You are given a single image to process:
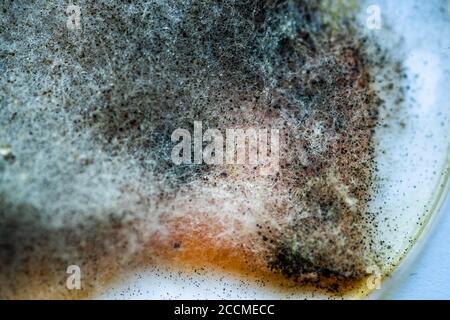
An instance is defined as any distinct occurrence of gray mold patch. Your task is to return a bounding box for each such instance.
[0,0,406,298]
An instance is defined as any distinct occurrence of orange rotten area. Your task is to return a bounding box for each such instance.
[149,212,264,272]
[143,209,373,296]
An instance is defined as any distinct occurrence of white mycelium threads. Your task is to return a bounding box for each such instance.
[0,0,404,298]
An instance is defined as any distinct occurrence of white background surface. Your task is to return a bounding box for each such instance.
[365,0,450,300]
[385,195,450,299]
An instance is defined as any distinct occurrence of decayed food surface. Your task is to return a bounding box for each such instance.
[0,0,403,298]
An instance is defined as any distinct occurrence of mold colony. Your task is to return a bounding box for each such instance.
[0,0,403,298]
